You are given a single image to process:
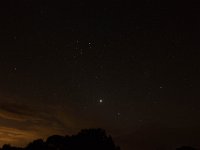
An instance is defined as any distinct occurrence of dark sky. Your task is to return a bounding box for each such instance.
[0,1,200,150]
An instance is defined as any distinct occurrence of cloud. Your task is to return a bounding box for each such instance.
[0,126,39,146]
[0,100,75,147]
[0,101,45,122]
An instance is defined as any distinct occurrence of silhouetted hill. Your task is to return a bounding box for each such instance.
[0,128,120,150]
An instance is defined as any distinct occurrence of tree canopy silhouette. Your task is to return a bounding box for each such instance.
[1,129,198,150]
[0,128,120,150]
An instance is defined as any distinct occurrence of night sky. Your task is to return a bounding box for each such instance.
[0,1,200,150]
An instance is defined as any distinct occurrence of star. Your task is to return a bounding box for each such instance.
[99,99,103,103]
[88,42,92,48]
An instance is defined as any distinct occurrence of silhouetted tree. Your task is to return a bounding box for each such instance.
[46,135,66,150]
[1,128,120,150]
[25,139,46,150]
[68,128,119,150]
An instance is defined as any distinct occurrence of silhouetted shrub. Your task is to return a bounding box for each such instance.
[2,145,23,150]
